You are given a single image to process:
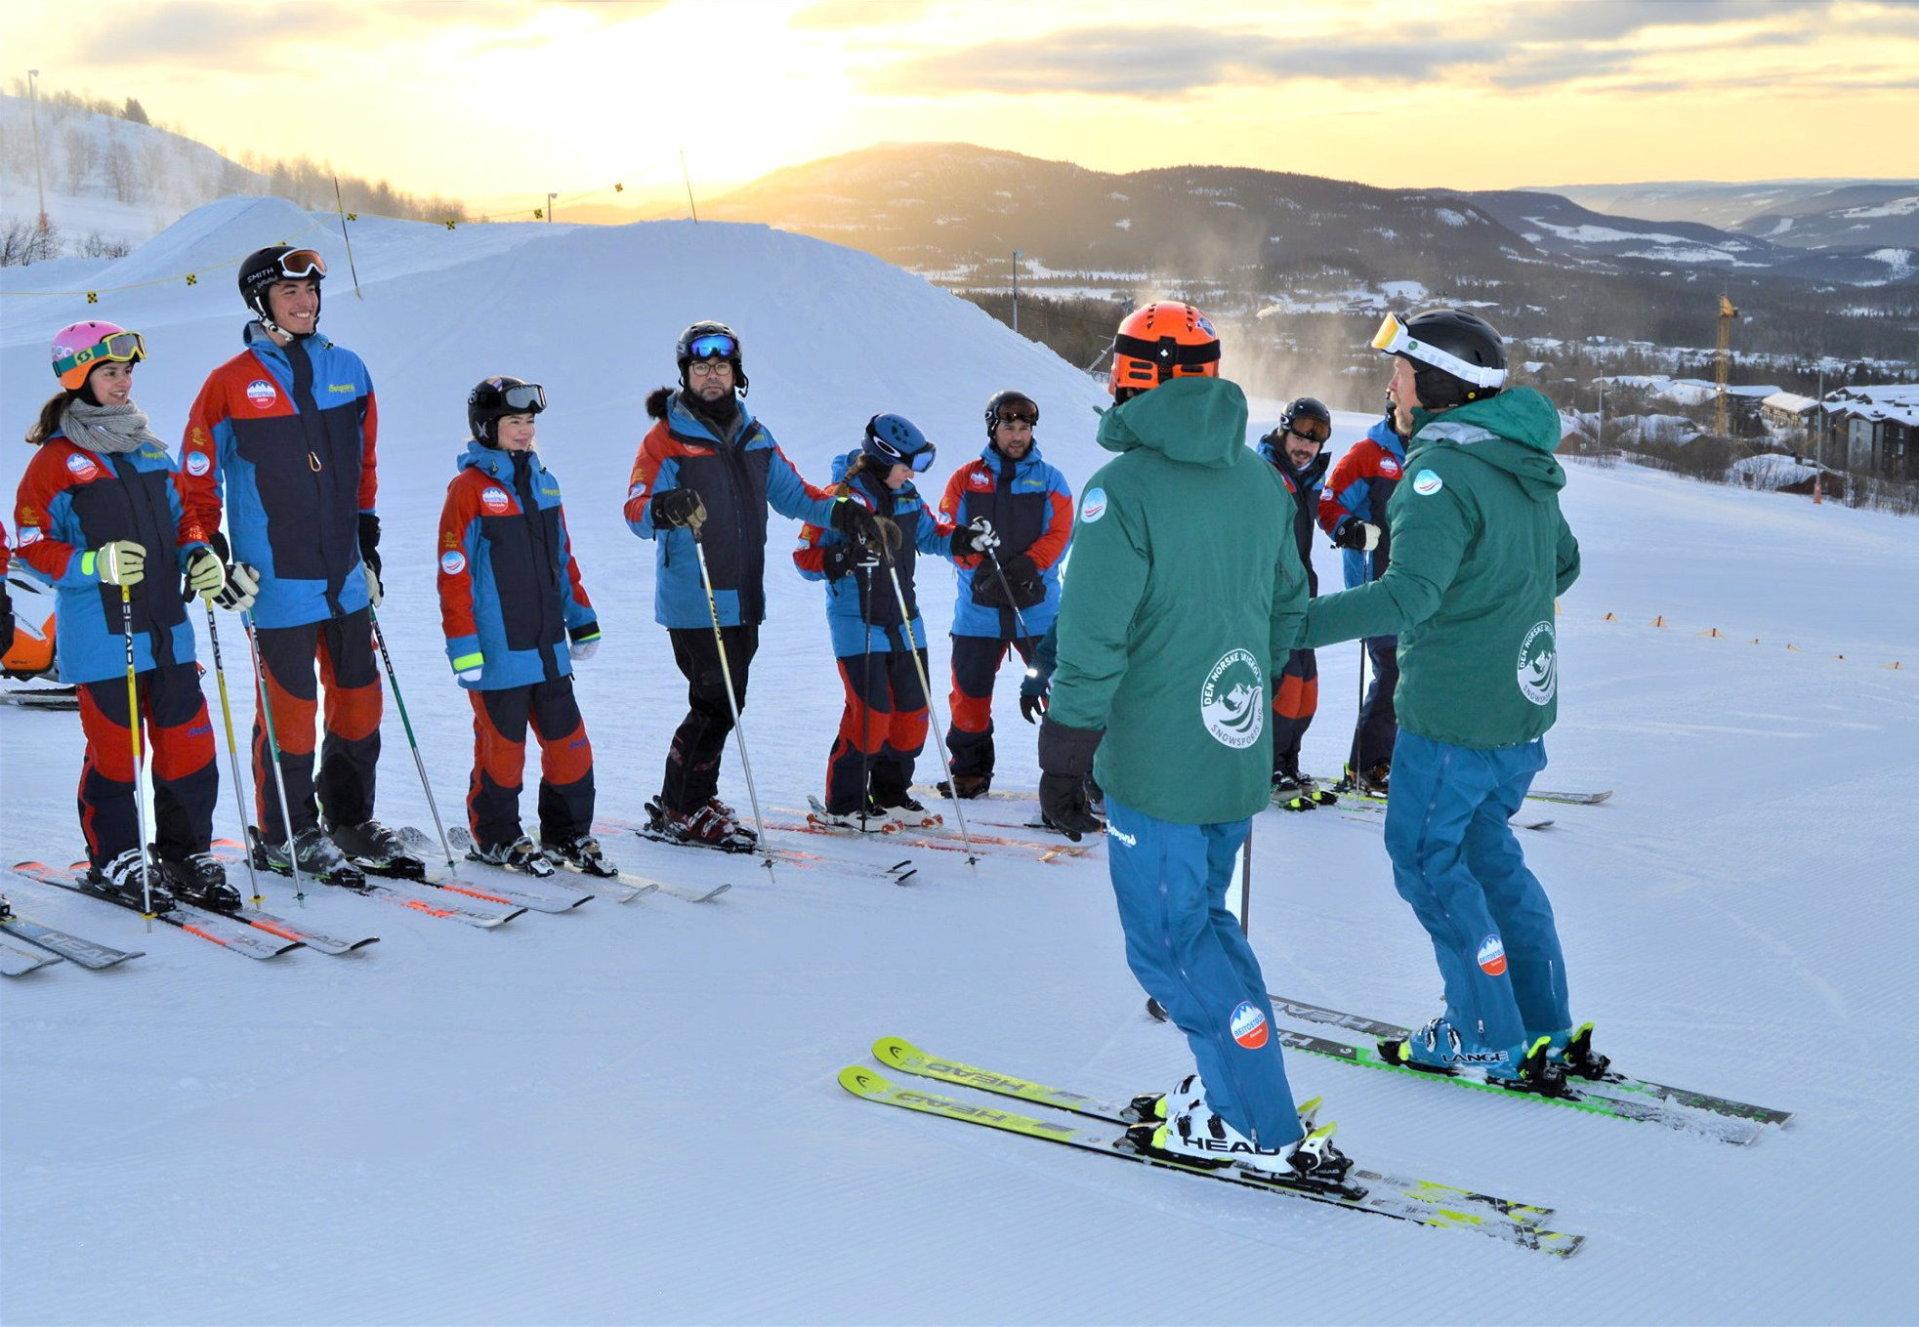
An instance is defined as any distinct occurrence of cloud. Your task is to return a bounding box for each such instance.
[868,28,1493,98]
[792,0,931,29]
[1505,0,1838,43]
[69,0,532,70]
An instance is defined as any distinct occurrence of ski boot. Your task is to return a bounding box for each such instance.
[542,833,617,878]
[1488,1035,1573,1097]
[1330,762,1389,798]
[1125,1075,1355,1190]
[328,819,426,879]
[644,796,758,854]
[160,849,243,912]
[1271,774,1321,813]
[935,773,991,800]
[874,790,942,831]
[85,847,176,912]
[0,895,11,923]
[468,834,557,877]
[251,826,368,889]
[1548,1022,1612,1081]
[807,796,888,833]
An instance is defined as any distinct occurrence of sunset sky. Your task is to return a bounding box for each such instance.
[14,0,1919,211]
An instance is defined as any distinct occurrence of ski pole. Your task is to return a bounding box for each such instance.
[119,585,157,916]
[878,551,977,864]
[241,613,306,898]
[367,606,456,873]
[980,543,1039,656]
[688,518,773,870]
[202,599,263,905]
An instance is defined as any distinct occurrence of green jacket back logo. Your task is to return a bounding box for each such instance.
[1201,648,1264,749]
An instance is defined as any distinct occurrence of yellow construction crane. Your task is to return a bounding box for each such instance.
[1715,294,1740,437]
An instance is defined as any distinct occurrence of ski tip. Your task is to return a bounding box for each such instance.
[839,1064,892,1097]
[871,1036,923,1069]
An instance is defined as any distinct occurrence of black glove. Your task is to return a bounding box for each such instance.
[1332,517,1380,552]
[823,539,881,582]
[997,552,1038,583]
[0,581,14,660]
[652,488,705,529]
[1037,717,1105,841]
[358,512,382,581]
[1018,667,1049,724]
[831,498,900,553]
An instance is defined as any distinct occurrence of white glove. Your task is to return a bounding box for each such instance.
[569,638,599,662]
[1357,522,1380,553]
[363,562,383,609]
[456,663,484,684]
[963,516,1000,556]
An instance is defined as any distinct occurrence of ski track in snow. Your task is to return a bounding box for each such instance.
[2,198,1916,1324]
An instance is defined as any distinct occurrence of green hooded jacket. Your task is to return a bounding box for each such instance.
[1049,377,1309,824]
[1301,387,1580,749]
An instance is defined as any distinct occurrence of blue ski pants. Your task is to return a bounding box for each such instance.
[1105,797,1301,1148]
[1382,730,1572,1055]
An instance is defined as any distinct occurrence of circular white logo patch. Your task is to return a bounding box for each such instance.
[1200,647,1264,749]
[1080,487,1108,524]
[1517,620,1557,706]
[186,451,211,476]
[1413,471,1443,496]
[440,550,467,576]
[246,379,278,409]
[18,526,43,546]
[64,453,98,479]
[481,487,511,513]
[1379,457,1402,478]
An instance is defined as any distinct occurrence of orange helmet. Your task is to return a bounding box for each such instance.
[1108,301,1221,397]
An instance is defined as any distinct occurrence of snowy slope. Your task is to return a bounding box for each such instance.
[3,200,1917,1324]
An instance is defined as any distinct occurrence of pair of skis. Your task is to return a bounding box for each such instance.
[12,862,322,960]
[422,823,722,904]
[842,1038,1585,1256]
[602,815,918,886]
[0,908,144,975]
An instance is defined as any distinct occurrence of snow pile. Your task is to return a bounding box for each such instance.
[1726,452,1820,489]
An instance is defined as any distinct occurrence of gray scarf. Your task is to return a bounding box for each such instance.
[56,400,165,455]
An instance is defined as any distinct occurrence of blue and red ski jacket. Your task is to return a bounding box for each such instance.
[794,450,958,657]
[178,324,377,629]
[1317,416,1405,589]
[622,389,838,629]
[13,434,209,684]
[1256,433,1330,598]
[936,442,1072,640]
[437,442,597,691]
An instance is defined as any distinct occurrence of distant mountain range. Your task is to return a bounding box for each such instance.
[1541,179,1919,249]
[692,143,1915,362]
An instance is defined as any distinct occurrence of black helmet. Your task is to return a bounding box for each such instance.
[984,389,1039,439]
[238,245,326,329]
[1372,308,1506,409]
[1278,396,1332,444]
[675,320,747,394]
[467,375,547,446]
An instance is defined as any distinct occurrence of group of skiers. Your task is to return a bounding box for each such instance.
[6,248,1602,1197]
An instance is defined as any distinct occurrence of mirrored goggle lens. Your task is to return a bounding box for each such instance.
[995,408,1038,426]
[1370,314,1407,354]
[1290,420,1330,443]
[909,445,936,473]
[688,333,737,360]
[278,248,327,279]
[501,383,546,413]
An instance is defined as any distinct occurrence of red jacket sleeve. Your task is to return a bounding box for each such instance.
[13,447,83,583]
[178,371,228,541]
[437,475,481,645]
[1025,486,1074,572]
[357,389,379,513]
[940,464,983,569]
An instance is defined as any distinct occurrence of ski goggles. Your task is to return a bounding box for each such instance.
[1370,313,1506,389]
[994,405,1039,427]
[686,332,738,361]
[495,381,547,414]
[867,429,938,473]
[54,330,145,386]
[272,248,328,281]
[1287,418,1330,444]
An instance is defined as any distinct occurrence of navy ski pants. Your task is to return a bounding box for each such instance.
[1105,796,1302,1148]
[1382,730,1573,1054]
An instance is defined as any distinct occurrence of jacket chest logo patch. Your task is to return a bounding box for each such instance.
[1200,648,1264,750]
[64,453,100,481]
[481,487,512,513]
[1379,457,1402,478]
[246,379,278,409]
[968,472,994,490]
[1517,621,1557,706]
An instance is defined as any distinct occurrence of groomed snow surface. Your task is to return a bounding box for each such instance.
[3,200,1916,1325]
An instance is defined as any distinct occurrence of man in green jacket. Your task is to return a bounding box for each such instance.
[1038,302,1351,1186]
[1303,308,1602,1095]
